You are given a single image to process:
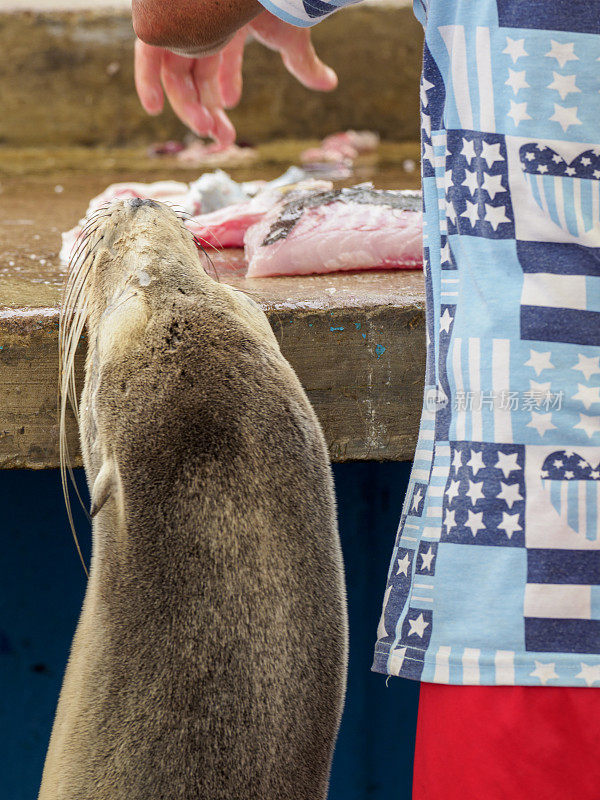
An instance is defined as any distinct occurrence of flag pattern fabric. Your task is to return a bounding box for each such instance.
[371,0,600,687]
[259,0,600,685]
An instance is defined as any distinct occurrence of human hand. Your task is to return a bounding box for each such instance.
[134,11,338,149]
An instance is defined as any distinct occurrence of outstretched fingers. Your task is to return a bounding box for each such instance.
[219,30,248,109]
[280,30,338,92]
[134,39,165,114]
[192,54,236,147]
[160,51,216,137]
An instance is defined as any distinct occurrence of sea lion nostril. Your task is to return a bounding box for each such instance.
[129,198,160,211]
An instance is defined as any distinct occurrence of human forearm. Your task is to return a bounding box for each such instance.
[132,0,261,55]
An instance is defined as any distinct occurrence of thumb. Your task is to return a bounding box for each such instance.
[280,31,338,92]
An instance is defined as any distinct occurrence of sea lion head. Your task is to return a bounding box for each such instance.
[67,197,270,341]
[59,198,276,552]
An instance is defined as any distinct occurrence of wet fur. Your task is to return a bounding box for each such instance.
[40,201,348,800]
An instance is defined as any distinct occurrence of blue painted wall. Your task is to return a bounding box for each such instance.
[0,463,418,799]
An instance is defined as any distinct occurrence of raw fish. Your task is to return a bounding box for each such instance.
[244,184,422,278]
[300,130,380,165]
[186,180,332,249]
[60,170,319,263]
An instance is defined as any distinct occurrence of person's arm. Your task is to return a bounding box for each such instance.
[132,0,261,56]
[133,0,360,147]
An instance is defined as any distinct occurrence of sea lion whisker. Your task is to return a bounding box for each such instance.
[67,230,99,277]
[68,213,111,261]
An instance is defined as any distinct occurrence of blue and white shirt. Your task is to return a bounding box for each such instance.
[258,0,600,687]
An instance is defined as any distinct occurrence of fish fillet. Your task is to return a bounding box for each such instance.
[244,185,423,278]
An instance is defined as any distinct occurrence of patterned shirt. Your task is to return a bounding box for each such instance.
[258,0,600,686]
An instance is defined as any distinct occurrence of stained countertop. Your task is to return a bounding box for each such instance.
[0,144,426,468]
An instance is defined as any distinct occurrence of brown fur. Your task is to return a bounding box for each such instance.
[40,200,348,800]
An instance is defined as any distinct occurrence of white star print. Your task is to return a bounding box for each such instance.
[574,413,600,439]
[527,411,557,436]
[530,660,558,685]
[444,168,454,195]
[484,203,511,231]
[440,308,454,334]
[408,613,429,638]
[480,141,504,168]
[422,141,435,165]
[461,168,480,196]
[396,552,411,576]
[576,663,600,687]
[572,384,600,410]
[505,68,529,94]
[503,37,528,63]
[525,349,554,375]
[467,450,485,475]
[420,77,435,107]
[461,138,477,164]
[465,479,485,504]
[480,171,505,200]
[452,450,463,472]
[446,199,457,224]
[440,240,451,265]
[497,482,523,509]
[446,479,461,503]
[549,103,582,133]
[461,199,481,227]
[495,452,521,479]
[497,511,522,539]
[420,547,435,571]
[547,72,580,101]
[412,488,424,511]
[508,100,531,126]
[573,354,600,381]
[444,507,456,531]
[465,509,485,536]
[545,40,578,69]
[422,112,432,137]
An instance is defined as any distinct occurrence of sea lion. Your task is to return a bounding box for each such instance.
[39,198,348,800]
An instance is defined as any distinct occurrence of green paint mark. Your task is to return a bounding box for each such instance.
[375,344,386,359]
[308,323,313,328]
[330,326,344,332]
[354,322,362,330]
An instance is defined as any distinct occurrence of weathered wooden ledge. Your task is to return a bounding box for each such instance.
[0,149,425,467]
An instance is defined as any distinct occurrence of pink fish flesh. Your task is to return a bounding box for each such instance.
[301,130,380,164]
[244,185,423,278]
[61,177,332,261]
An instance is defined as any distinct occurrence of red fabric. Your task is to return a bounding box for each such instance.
[413,682,600,800]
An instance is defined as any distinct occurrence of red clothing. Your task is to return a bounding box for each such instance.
[413,682,600,800]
